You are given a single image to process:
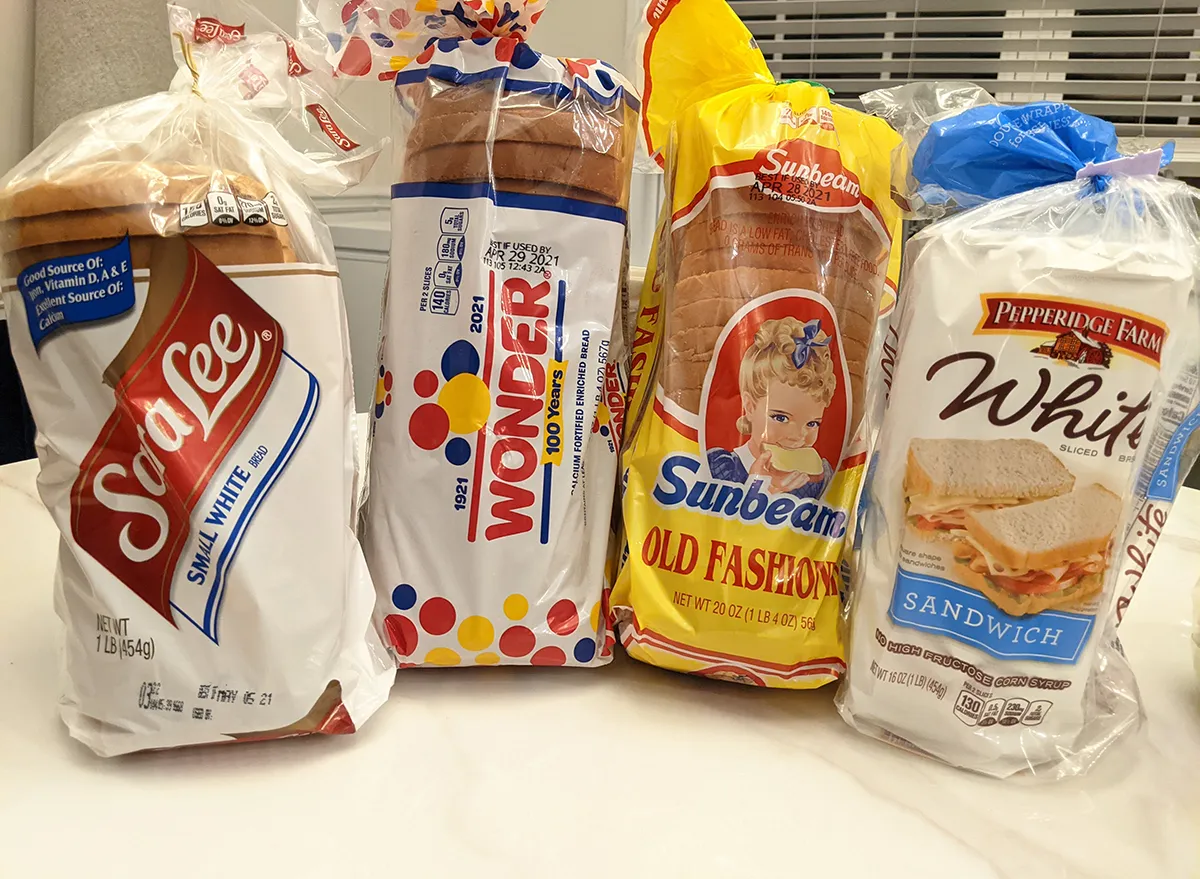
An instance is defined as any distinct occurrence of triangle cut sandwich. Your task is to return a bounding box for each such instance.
[952,484,1122,617]
[905,438,1075,537]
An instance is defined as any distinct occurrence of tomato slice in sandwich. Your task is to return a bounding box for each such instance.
[990,570,1071,595]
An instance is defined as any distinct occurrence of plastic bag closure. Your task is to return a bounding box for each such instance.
[297,0,549,83]
[863,84,1176,214]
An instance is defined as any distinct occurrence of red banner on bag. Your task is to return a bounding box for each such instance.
[70,241,283,623]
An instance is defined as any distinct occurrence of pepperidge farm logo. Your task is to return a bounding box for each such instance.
[975,294,1167,367]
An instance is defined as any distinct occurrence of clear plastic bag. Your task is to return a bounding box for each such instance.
[610,0,903,688]
[0,1,393,755]
[837,86,1200,778]
[338,1,636,668]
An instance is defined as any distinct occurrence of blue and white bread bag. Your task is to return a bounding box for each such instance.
[837,84,1200,778]
[326,1,637,668]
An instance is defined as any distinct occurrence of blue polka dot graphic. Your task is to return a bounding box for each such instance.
[441,339,480,381]
[392,583,417,611]
[573,638,597,663]
[445,437,472,466]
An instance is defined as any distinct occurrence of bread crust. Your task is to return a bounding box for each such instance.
[3,235,292,275]
[0,163,269,220]
[401,141,625,205]
[903,438,1075,500]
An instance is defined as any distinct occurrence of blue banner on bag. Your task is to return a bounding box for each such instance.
[16,237,135,350]
[889,568,1094,664]
[1146,405,1200,502]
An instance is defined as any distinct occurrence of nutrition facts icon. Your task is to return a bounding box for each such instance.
[977,698,1005,727]
[954,689,1051,727]
[440,208,468,234]
[953,690,985,726]
[430,288,459,316]
[437,234,466,261]
[1021,700,1051,726]
[430,208,467,316]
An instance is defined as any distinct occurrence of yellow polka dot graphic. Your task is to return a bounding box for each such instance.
[503,593,528,621]
[457,615,495,651]
[438,374,490,434]
[425,647,461,666]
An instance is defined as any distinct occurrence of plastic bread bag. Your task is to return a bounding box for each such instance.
[303,1,637,669]
[837,88,1200,778]
[0,1,394,756]
[608,0,903,688]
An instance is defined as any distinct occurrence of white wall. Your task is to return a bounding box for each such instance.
[0,0,35,176]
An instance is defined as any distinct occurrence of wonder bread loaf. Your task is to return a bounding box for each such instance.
[610,0,903,691]
[0,2,393,756]
[366,7,637,669]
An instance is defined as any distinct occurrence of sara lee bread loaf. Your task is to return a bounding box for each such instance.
[0,3,392,756]
[361,7,635,669]
[839,88,1200,778]
[611,0,902,689]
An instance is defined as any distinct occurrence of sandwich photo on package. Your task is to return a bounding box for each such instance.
[0,3,393,756]
[838,92,1200,777]
[611,0,903,688]
[360,3,635,669]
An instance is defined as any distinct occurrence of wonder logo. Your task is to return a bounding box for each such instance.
[408,340,490,467]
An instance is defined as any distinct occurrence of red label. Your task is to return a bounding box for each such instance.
[977,294,1166,366]
[70,242,283,622]
[603,362,626,448]
[286,41,312,77]
[647,0,684,25]
[755,139,863,209]
[305,104,360,152]
[193,17,244,44]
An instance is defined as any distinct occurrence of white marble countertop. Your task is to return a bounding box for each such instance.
[1,431,1198,878]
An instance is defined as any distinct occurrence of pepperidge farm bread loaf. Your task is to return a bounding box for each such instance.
[610,0,902,688]
[839,90,1200,777]
[0,3,392,756]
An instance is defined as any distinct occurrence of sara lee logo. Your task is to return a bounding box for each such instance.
[70,242,290,638]
[305,104,360,152]
[976,294,1166,367]
[193,16,244,44]
[756,139,862,204]
[285,40,312,77]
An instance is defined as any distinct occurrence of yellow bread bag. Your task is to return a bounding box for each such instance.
[612,0,902,688]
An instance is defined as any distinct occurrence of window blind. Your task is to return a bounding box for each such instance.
[729,0,1200,177]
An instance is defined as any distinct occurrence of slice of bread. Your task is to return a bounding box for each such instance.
[962,483,1121,573]
[905,438,1075,500]
[401,141,626,205]
[0,163,269,220]
[1,203,287,252]
[956,567,1105,617]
